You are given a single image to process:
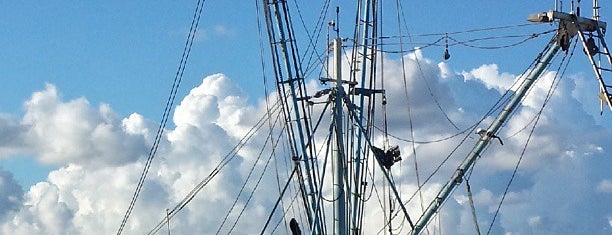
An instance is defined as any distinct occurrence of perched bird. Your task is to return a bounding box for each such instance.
[476,128,504,145]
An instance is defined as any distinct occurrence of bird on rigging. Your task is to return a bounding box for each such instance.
[476,128,504,145]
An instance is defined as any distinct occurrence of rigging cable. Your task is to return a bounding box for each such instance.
[485,37,576,235]
[308,123,333,232]
[396,0,460,131]
[446,30,555,50]
[465,180,481,235]
[292,0,331,77]
[147,101,283,234]
[215,106,284,234]
[368,22,542,39]
[271,189,303,234]
[394,0,427,229]
[419,23,542,37]
[228,127,287,234]
[373,122,477,144]
[116,0,206,234]
[260,165,299,235]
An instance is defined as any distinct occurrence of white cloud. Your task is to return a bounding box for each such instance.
[0,50,610,234]
[597,179,612,193]
[20,84,148,166]
[461,64,516,94]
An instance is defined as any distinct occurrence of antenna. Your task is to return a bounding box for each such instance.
[335,6,340,38]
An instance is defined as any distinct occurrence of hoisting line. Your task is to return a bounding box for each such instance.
[260,165,298,235]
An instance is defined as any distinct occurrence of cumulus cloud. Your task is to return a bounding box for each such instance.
[0,74,286,234]
[19,84,148,166]
[0,50,610,234]
[460,64,517,94]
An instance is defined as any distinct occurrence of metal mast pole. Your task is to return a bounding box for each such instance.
[411,38,561,234]
[352,1,373,233]
[332,37,347,235]
[261,1,322,232]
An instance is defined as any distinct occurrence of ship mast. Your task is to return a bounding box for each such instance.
[331,37,347,235]
[261,1,609,234]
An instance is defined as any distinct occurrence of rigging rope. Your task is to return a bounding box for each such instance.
[227,130,284,234]
[373,123,477,144]
[116,1,206,234]
[396,0,460,132]
[215,108,284,234]
[446,30,555,50]
[414,23,542,37]
[147,102,283,234]
[394,1,427,224]
[465,180,482,235]
[369,29,555,53]
[292,0,331,77]
[260,165,298,235]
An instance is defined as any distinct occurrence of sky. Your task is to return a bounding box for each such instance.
[0,1,611,234]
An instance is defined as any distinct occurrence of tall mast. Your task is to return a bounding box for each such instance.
[332,37,347,235]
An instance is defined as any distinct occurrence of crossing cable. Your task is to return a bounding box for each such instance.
[271,189,302,234]
[364,23,542,40]
[292,0,331,76]
[485,37,575,235]
[367,30,554,54]
[446,30,556,50]
[389,0,428,222]
[373,122,478,144]
[396,0,461,131]
[215,104,285,234]
[260,165,298,235]
[414,23,542,37]
[116,1,206,234]
[147,101,283,235]
[227,127,287,234]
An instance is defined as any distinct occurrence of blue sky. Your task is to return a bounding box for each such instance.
[0,1,611,234]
